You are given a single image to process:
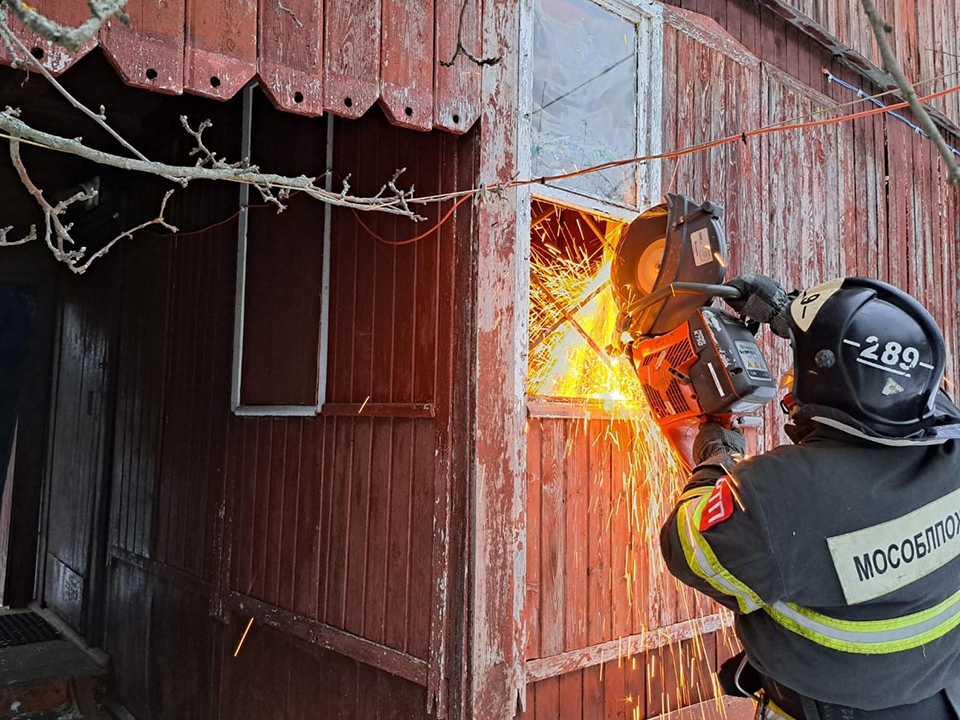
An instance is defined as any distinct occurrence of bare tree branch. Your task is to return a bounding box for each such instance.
[0,109,423,214]
[0,0,430,271]
[73,189,177,273]
[439,0,500,68]
[861,0,960,185]
[0,13,18,60]
[8,137,176,273]
[0,0,130,53]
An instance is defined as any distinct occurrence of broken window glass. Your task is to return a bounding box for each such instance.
[532,0,639,206]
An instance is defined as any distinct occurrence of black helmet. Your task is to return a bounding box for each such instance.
[788,277,950,439]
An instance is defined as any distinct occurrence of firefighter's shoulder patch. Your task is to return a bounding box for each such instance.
[699,477,735,532]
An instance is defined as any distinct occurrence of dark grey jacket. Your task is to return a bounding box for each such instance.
[661,422,960,710]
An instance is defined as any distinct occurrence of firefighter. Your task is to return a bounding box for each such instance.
[660,275,960,720]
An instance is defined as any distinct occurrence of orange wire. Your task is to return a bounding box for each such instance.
[352,193,473,245]
[519,81,960,186]
[352,81,960,245]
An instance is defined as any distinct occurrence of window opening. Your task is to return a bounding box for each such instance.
[527,198,645,406]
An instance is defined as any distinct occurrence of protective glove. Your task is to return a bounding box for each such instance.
[718,651,762,698]
[693,421,746,467]
[725,274,792,338]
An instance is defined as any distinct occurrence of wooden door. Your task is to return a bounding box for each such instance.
[41,274,117,639]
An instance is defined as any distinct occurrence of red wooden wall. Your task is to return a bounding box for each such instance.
[782,0,960,123]
[0,0,482,132]
[663,0,960,140]
[522,415,743,719]
[98,90,477,719]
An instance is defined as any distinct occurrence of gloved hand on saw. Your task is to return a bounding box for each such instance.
[725,274,794,338]
[693,421,746,469]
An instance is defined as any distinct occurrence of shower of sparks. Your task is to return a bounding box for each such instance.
[527,202,741,717]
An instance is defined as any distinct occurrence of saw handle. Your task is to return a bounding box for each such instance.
[628,282,743,315]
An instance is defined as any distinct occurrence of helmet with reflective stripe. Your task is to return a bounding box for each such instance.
[788,277,947,437]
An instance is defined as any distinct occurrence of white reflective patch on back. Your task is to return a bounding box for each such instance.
[827,487,960,604]
[791,277,845,333]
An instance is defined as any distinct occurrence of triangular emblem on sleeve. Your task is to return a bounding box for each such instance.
[700,477,735,531]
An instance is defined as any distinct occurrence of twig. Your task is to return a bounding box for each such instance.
[10,138,96,263]
[439,0,500,68]
[928,48,960,60]
[861,0,960,185]
[0,223,37,246]
[72,189,178,273]
[275,0,303,28]
[0,11,18,60]
[0,0,130,53]
[179,115,288,210]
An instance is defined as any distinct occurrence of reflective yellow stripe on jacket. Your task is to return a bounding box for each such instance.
[675,493,960,654]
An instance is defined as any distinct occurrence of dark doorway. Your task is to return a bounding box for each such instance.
[0,287,40,606]
[38,269,119,642]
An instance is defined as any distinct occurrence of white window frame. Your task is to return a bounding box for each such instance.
[519,0,665,220]
[230,84,334,417]
[519,0,664,399]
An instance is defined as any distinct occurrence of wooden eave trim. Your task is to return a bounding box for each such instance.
[753,0,960,138]
[523,612,733,683]
[662,5,760,68]
[225,592,428,687]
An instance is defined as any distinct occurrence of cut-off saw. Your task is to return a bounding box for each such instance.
[608,194,777,470]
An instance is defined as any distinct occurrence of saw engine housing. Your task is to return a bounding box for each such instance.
[634,306,775,425]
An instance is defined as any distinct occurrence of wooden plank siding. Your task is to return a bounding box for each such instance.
[525,418,670,661]
[99,0,186,94]
[0,0,481,133]
[777,0,960,122]
[660,0,960,141]
[96,96,476,719]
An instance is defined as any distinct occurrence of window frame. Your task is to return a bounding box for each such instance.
[230,85,334,417]
[519,0,664,403]
[520,0,665,217]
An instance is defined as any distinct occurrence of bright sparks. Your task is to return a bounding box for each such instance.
[527,203,740,716]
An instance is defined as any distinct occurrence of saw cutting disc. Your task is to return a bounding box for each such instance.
[635,237,666,295]
[610,203,669,315]
[610,194,728,337]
